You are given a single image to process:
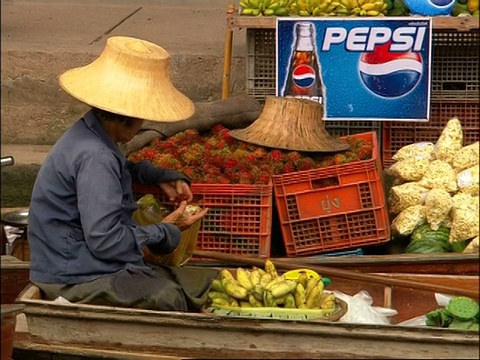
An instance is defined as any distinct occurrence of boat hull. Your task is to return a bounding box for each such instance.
[15,275,480,360]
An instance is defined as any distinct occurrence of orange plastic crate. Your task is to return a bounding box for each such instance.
[382,100,480,167]
[132,182,273,258]
[272,132,390,257]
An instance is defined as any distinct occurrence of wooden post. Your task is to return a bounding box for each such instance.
[222,4,235,100]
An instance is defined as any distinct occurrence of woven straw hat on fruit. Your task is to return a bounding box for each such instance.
[59,36,194,122]
[229,96,349,152]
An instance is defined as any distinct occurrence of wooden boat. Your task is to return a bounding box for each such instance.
[1,251,478,305]
[1,256,30,304]
[13,272,480,359]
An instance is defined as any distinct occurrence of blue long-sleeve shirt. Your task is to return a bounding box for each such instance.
[28,110,187,285]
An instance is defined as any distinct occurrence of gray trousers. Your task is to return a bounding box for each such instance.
[35,265,219,312]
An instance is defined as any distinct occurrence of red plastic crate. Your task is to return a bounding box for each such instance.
[382,100,480,167]
[132,182,273,258]
[272,132,390,257]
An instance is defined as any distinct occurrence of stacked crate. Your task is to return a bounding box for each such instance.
[382,29,480,167]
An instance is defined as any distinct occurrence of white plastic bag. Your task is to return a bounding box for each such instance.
[332,290,398,325]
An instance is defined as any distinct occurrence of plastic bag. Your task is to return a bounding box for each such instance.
[332,290,397,325]
[453,142,479,172]
[391,205,427,237]
[457,164,479,196]
[392,142,435,162]
[388,182,429,215]
[133,194,203,266]
[424,188,452,231]
[418,160,458,193]
[388,158,430,182]
[434,118,463,165]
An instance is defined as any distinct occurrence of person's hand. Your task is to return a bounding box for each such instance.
[159,180,193,204]
[161,201,209,231]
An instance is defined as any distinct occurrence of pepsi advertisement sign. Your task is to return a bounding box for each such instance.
[276,18,432,122]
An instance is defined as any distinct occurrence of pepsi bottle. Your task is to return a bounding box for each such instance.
[283,22,324,104]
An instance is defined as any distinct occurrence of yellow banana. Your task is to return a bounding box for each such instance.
[263,291,276,307]
[320,293,336,311]
[298,272,309,290]
[270,280,297,298]
[259,273,272,287]
[220,269,234,281]
[241,8,260,16]
[252,266,267,277]
[305,285,321,309]
[317,280,325,294]
[361,2,376,10]
[274,6,289,15]
[211,297,231,307]
[267,0,279,8]
[249,269,261,286]
[366,9,380,15]
[222,279,248,300]
[208,291,231,302]
[236,268,254,292]
[265,276,286,291]
[294,283,307,308]
[248,0,260,8]
[340,0,353,9]
[284,293,296,309]
[249,294,264,307]
[252,284,264,301]
[229,299,240,307]
[264,259,278,278]
[210,279,225,293]
[305,277,319,297]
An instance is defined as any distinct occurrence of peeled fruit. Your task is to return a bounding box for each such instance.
[184,204,202,216]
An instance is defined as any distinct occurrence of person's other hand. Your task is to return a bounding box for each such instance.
[159,180,193,204]
[161,201,209,231]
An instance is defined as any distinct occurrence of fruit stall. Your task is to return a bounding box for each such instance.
[127,1,479,262]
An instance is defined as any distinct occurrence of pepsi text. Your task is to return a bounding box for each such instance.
[322,26,428,52]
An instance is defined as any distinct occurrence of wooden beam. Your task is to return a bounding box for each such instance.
[230,13,480,31]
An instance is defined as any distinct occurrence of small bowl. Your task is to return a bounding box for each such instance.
[1,209,29,227]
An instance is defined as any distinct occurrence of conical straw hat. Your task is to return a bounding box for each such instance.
[59,36,194,122]
[229,97,349,152]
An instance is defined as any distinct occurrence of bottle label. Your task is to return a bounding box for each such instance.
[292,65,316,89]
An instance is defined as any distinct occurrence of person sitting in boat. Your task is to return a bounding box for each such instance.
[27,36,219,311]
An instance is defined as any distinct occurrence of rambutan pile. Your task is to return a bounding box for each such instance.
[127,124,373,185]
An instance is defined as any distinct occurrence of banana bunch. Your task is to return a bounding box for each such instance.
[290,0,338,16]
[349,0,390,16]
[239,0,292,16]
[207,260,336,312]
[289,0,389,16]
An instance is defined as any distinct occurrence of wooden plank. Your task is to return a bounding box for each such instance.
[15,277,480,360]
[229,13,480,31]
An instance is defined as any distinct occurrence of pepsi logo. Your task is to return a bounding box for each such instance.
[430,0,455,6]
[358,41,423,98]
[405,0,456,15]
[292,65,316,88]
